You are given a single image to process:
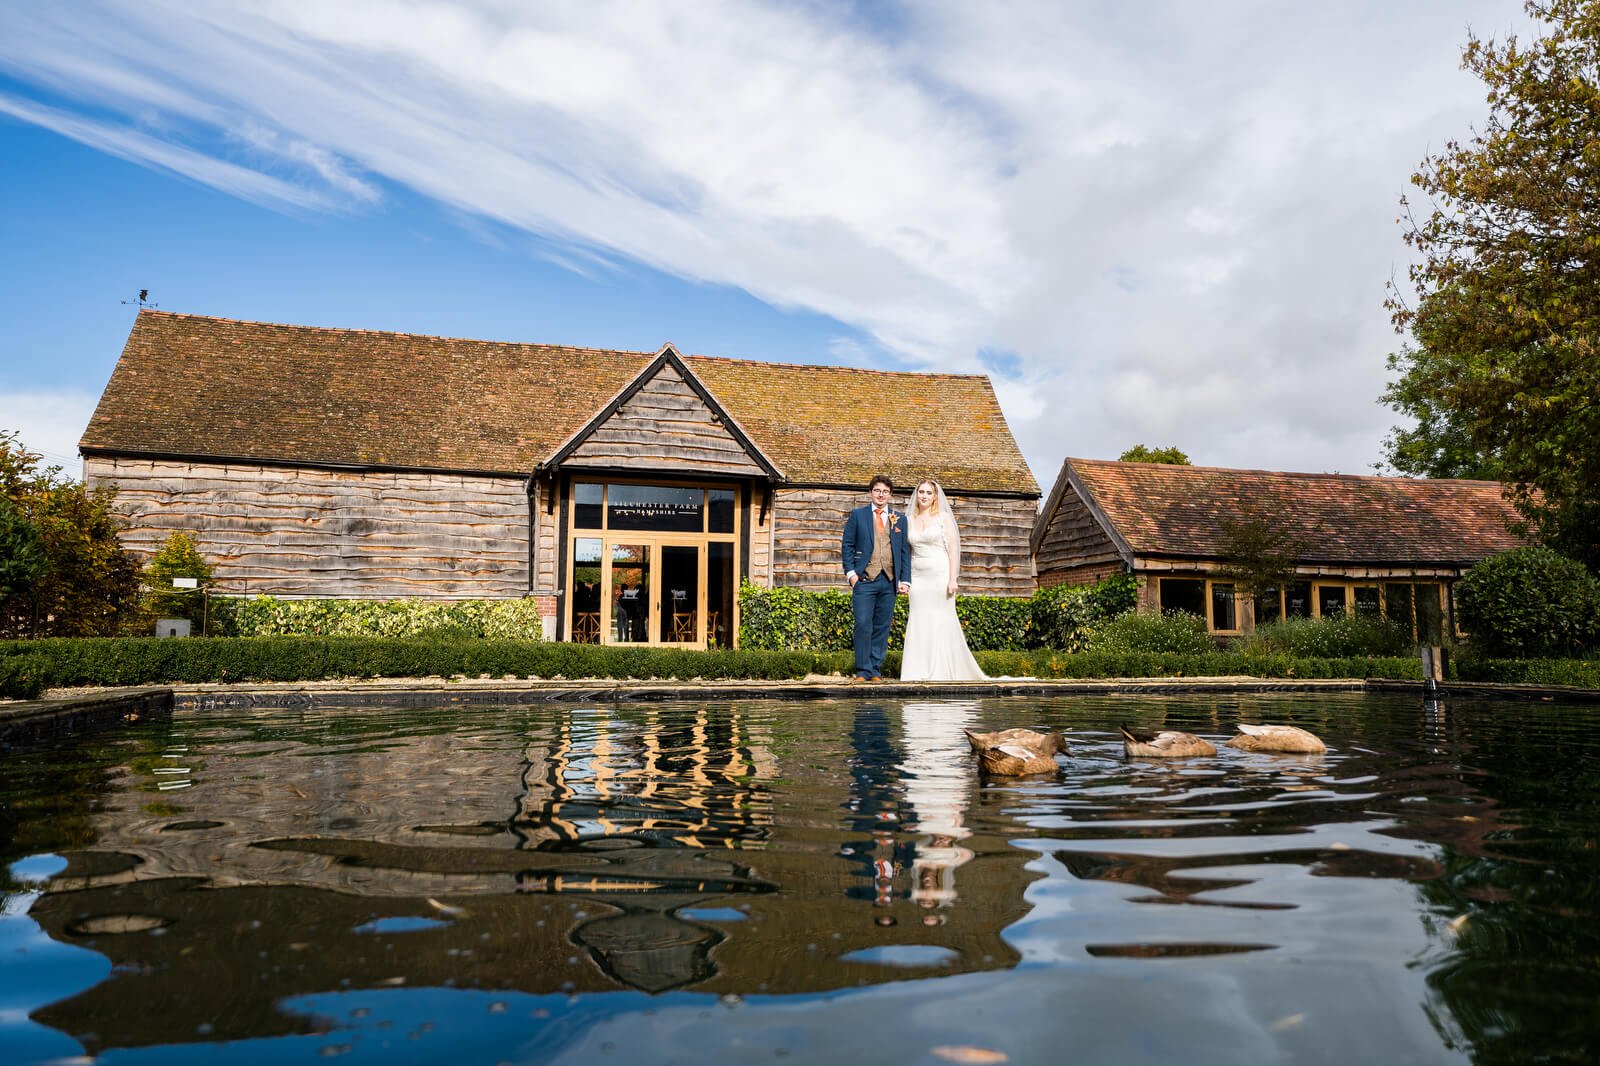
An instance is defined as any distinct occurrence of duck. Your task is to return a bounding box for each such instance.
[963,727,1069,775]
[1226,723,1326,754]
[1118,725,1217,759]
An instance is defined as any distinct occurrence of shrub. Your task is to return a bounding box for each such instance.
[1455,546,1600,658]
[1240,613,1412,658]
[738,574,1134,653]
[142,531,214,626]
[1454,655,1600,687]
[1089,611,1214,654]
[211,596,546,641]
[1029,574,1137,651]
[0,651,48,699]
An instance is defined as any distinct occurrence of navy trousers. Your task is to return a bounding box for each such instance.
[852,572,896,678]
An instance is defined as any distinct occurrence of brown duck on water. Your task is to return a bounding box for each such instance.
[963,728,1070,775]
[1118,725,1217,759]
[1226,723,1326,754]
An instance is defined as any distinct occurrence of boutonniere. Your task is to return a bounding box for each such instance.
[886,513,900,532]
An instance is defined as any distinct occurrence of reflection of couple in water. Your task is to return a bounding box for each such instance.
[846,702,977,916]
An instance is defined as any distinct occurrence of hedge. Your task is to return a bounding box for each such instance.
[1,636,1429,693]
[0,636,858,689]
[737,574,1137,652]
[1455,656,1600,688]
[210,596,547,640]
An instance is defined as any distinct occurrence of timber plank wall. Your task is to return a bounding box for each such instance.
[1034,479,1125,588]
[772,488,1037,595]
[88,457,530,598]
[563,363,767,477]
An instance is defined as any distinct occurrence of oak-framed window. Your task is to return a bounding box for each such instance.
[566,479,739,647]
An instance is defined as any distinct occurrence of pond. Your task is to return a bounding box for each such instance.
[2,693,1599,1065]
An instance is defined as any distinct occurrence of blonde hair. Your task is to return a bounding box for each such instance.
[912,480,942,517]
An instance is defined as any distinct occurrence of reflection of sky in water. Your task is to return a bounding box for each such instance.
[2,855,110,1066]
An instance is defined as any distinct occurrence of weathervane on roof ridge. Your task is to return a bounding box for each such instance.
[121,289,158,309]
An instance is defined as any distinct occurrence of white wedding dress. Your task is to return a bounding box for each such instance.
[900,512,987,681]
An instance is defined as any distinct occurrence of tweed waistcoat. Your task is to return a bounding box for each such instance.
[865,510,894,581]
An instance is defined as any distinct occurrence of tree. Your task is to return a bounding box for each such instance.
[1215,507,1303,601]
[142,531,214,626]
[0,496,49,606]
[0,430,141,637]
[1383,0,1600,567]
[1118,444,1191,464]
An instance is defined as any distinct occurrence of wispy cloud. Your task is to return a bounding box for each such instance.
[0,0,1528,478]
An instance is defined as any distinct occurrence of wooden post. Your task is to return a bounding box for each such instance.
[1420,645,1448,700]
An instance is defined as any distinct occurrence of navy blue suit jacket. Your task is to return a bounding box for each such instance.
[841,505,911,585]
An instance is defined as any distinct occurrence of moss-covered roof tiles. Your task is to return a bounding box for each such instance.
[82,311,1038,494]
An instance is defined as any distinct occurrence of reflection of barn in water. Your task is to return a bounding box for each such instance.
[23,702,1039,1055]
[509,705,781,991]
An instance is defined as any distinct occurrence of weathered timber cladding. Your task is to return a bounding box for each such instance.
[771,488,1037,595]
[1035,479,1125,588]
[749,488,773,585]
[87,457,529,598]
[533,481,559,595]
[564,363,767,476]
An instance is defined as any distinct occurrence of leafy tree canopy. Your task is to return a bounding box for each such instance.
[143,531,214,625]
[1118,444,1191,464]
[1215,506,1303,596]
[1383,0,1600,567]
[1,429,140,637]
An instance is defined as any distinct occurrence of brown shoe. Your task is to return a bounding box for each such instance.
[848,675,868,684]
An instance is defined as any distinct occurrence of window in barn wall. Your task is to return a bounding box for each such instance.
[565,478,740,648]
[1210,582,1238,632]
[1158,578,1205,618]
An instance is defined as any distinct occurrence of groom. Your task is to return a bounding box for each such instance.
[841,475,911,681]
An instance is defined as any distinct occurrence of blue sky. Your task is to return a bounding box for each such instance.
[0,1,1529,483]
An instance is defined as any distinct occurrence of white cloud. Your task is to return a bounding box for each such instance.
[0,391,99,479]
[0,0,1532,484]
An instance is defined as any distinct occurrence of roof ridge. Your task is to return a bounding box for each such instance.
[687,351,988,380]
[1069,456,1503,488]
[137,309,654,358]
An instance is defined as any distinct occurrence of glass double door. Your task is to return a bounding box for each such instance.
[571,537,734,646]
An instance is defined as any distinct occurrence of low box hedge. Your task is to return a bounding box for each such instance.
[1,636,1428,692]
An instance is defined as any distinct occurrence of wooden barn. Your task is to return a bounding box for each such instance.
[82,311,1039,645]
[1032,457,1525,640]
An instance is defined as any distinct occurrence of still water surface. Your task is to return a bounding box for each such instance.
[3,693,1599,1065]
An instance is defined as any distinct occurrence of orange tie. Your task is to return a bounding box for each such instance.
[875,508,886,533]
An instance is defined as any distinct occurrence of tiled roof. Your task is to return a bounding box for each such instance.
[81,312,1038,493]
[1066,457,1524,566]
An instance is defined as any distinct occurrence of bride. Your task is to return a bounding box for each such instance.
[900,480,986,681]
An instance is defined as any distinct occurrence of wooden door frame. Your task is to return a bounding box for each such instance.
[562,475,742,647]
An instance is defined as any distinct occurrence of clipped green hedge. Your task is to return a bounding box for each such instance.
[1455,656,1600,688]
[738,574,1135,652]
[1455,547,1600,658]
[0,652,48,699]
[1,637,1427,692]
[211,596,547,640]
[1238,613,1413,658]
[0,636,849,688]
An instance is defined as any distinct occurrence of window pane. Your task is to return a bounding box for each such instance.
[1255,586,1281,626]
[1211,582,1237,630]
[1384,583,1414,632]
[1318,585,1347,617]
[608,484,704,532]
[708,488,735,533]
[708,542,734,648]
[1416,583,1444,644]
[611,543,650,642]
[661,545,699,643]
[1285,581,1312,618]
[572,538,603,643]
[1354,586,1380,616]
[1159,578,1206,618]
[574,483,602,529]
